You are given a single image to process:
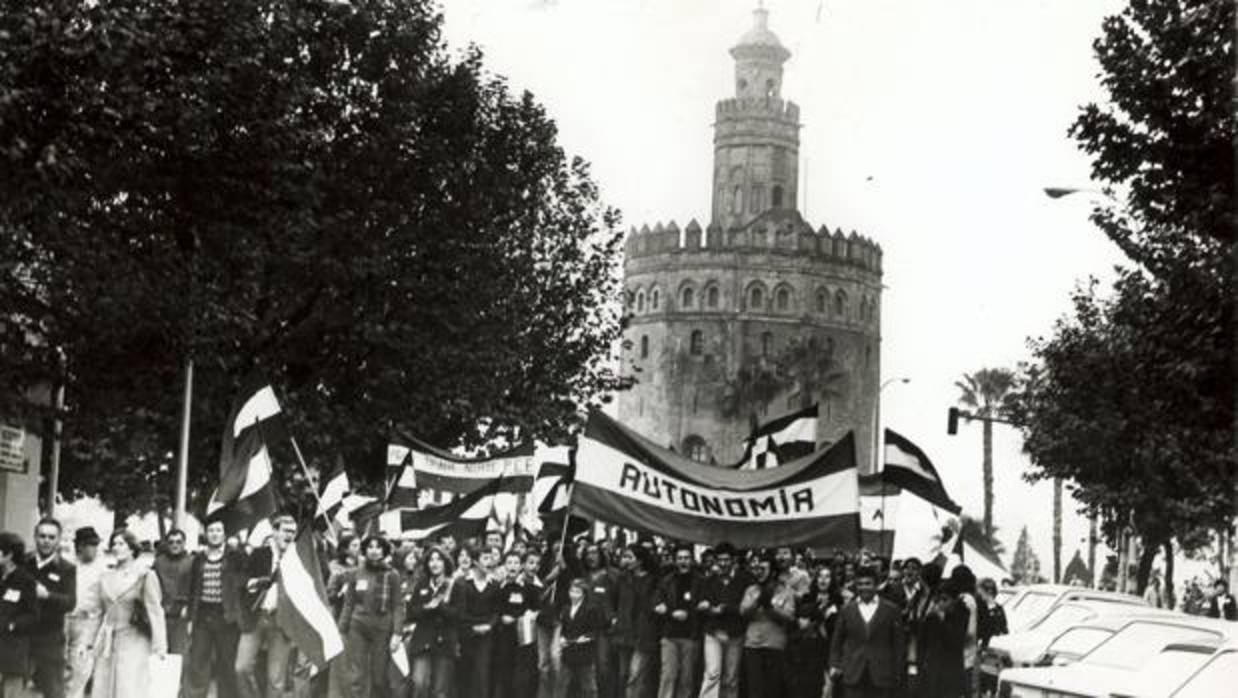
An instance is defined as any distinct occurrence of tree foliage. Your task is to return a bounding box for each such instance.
[955,368,1015,538]
[0,0,629,516]
[1010,0,1234,592]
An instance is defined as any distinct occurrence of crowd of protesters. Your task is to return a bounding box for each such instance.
[0,515,1234,698]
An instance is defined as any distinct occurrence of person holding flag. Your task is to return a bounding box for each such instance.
[236,515,299,698]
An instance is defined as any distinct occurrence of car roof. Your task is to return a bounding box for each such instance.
[1081,614,1238,641]
[1057,609,1197,633]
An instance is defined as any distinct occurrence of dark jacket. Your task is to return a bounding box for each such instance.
[559,598,605,666]
[918,599,968,698]
[339,562,402,636]
[23,553,75,637]
[700,569,753,636]
[1207,593,1238,621]
[586,567,619,629]
[187,548,247,626]
[406,576,457,656]
[0,566,38,675]
[615,570,657,650]
[453,575,499,639]
[153,551,195,618]
[828,598,906,689]
[654,571,702,639]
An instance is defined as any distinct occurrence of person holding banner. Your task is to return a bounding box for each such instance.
[653,545,701,698]
[338,535,403,698]
[404,548,458,698]
[236,515,299,698]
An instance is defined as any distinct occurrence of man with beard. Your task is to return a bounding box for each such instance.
[829,566,905,698]
[182,520,247,698]
[654,545,701,698]
[25,518,76,698]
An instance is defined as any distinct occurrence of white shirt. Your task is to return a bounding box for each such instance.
[73,557,110,615]
[857,597,879,623]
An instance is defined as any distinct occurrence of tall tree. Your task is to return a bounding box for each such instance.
[0,0,630,517]
[955,368,1015,538]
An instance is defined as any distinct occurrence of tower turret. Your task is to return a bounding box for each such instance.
[711,6,801,230]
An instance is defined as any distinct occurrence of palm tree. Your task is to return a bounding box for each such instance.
[955,368,1016,538]
[931,514,1007,559]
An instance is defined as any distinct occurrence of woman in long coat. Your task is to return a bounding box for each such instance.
[91,529,167,698]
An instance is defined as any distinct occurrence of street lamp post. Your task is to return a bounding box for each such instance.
[873,377,910,472]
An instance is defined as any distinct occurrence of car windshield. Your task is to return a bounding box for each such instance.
[1121,648,1215,697]
[1009,591,1056,628]
[996,588,1015,607]
[1048,627,1113,658]
[1173,650,1238,698]
[1084,622,1222,670]
[1031,605,1093,635]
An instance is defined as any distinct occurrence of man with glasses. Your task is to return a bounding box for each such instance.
[24,518,76,698]
[155,528,195,655]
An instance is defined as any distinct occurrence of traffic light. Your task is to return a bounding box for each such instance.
[947,407,960,435]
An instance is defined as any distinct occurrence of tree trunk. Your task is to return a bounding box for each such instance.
[1135,540,1157,596]
[1087,516,1098,588]
[1163,540,1175,610]
[982,421,994,538]
[1052,478,1063,584]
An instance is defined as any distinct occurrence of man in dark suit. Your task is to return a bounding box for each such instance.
[25,517,76,698]
[234,515,298,698]
[1207,579,1237,621]
[829,566,905,698]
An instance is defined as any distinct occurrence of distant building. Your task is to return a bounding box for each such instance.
[617,7,884,468]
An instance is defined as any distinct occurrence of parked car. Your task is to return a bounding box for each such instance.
[1001,584,1149,632]
[1109,641,1233,698]
[1163,640,1238,698]
[980,602,1177,684]
[999,615,1237,698]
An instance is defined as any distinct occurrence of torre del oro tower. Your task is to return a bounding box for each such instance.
[617,6,884,471]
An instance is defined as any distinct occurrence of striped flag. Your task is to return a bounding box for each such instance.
[386,438,536,507]
[378,477,504,540]
[732,404,819,469]
[883,429,962,514]
[316,461,350,520]
[858,473,900,554]
[218,374,288,476]
[276,528,343,667]
[533,445,573,514]
[206,415,278,534]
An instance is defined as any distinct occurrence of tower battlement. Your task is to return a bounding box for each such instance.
[624,218,882,273]
[714,97,800,123]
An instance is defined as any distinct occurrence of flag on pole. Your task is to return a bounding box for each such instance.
[316,461,350,520]
[218,373,288,477]
[858,473,899,554]
[205,424,278,534]
[276,528,344,667]
[386,438,536,506]
[379,477,505,540]
[728,404,819,469]
[882,429,962,514]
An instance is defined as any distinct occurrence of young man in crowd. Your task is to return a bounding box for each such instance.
[25,517,76,698]
[0,530,38,697]
[829,566,905,698]
[182,519,247,698]
[653,544,701,698]
[492,549,536,698]
[583,540,620,698]
[1207,578,1237,620]
[236,514,300,698]
[154,528,195,654]
[614,544,656,698]
[698,542,748,698]
[66,527,106,698]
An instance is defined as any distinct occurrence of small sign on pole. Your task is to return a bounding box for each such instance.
[0,425,27,474]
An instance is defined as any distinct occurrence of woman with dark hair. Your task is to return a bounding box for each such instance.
[559,578,604,698]
[92,529,167,698]
[405,547,457,698]
[788,565,840,698]
[948,565,980,698]
[339,535,402,698]
[917,582,968,698]
[614,545,657,698]
[0,531,37,696]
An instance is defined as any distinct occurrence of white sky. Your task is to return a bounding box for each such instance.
[438,0,1130,574]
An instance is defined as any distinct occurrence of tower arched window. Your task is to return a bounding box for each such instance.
[690,330,704,356]
[761,332,773,357]
[771,184,784,208]
[640,335,649,359]
[681,286,695,310]
[749,286,764,311]
[651,288,660,311]
[816,289,828,314]
[765,78,776,98]
[706,285,720,309]
[776,287,791,312]
[834,290,848,318]
[636,291,645,313]
[682,435,710,464]
[751,184,765,213]
[732,185,744,215]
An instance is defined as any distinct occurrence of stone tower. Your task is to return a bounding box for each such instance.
[617,6,884,472]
